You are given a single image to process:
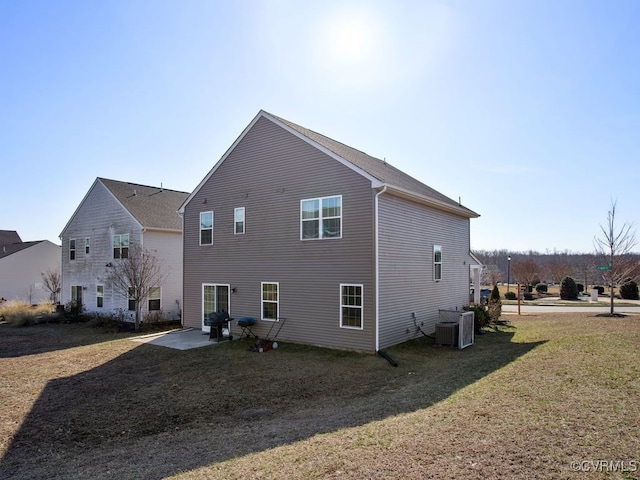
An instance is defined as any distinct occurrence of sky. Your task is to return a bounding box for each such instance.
[2,0,639,254]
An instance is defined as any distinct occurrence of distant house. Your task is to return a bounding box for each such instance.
[179,111,481,352]
[60,178,189,321]
[0,231,61,303]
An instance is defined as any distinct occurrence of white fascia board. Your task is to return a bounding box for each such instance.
[382,185,480,219]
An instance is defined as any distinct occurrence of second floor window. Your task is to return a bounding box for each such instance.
[200,211,213,245]
[234,207,245,234]
[69,239,76,261]
[301,195,342,240]
[434,245,442,281]
[113,234,129,259]
[85,238,90,255]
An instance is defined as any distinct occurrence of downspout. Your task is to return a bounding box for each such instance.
[374,185,387,352]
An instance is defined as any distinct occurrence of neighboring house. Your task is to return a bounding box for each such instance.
[60,178,189,321]
[0,231,61,303]
[179,110,481,352]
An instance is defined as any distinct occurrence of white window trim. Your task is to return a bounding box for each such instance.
[148,286,161,311]
[234,207,245,235]
[434,245,442,281]
[300,195,342,240]
[202,283,231,328]
[69,238,76,261]
[261,281,279,322]
[96,285,104,308]
[113,233,129,259]
[340,283,364,330]
[200,211,214,245]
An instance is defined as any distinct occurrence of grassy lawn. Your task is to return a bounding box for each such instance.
[1,313,639,479]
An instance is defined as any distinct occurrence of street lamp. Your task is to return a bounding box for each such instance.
[507,255,511,293]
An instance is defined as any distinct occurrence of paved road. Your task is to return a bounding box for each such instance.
[503,303,640,314]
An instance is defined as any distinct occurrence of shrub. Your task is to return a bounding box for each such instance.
[487,285,502,321]
[504,291,517,300]
[560,276,579,300]
[535,284,548,294]
[523,292,535,300]
[594,285,605,295]
[576,283,584,293]
[465,304,490,332]
[620,280,640,300]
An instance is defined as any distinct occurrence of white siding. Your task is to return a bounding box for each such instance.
[0,241,61,303]
[142,230,182,319]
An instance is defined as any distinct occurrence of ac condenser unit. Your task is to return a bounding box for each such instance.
[438,310,475,349]
[435,322,458,346]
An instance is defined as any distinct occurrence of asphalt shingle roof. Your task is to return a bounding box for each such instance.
[271,112,478,217]
[99,178,189,231]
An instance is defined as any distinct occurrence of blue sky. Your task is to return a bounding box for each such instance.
[2,0,639,253]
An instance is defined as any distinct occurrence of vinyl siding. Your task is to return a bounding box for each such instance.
[183,116,376,351]
[61,181,143,312]
[0,241,61,303]
[377,193,471,350]
[61,181,182,320]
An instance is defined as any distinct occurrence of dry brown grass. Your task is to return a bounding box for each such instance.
[0,300,57,326]
[1,313,639,479]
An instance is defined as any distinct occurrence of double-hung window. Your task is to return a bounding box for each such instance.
[96,285,103,308]
[69,239,76,261]
[113,234,129,259]
[148,287,161,311]
[261,282,279,321]
[433,245,442,281]
[301,195,342,239]
[340,284,363,329]
[85,238,90,255]
[200,211,213,245]
[234,207,245,234]
[128,287,136,311]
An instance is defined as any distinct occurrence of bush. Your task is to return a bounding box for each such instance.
[535,284,548,294]
[465,304,490,332]
[576,283,584,293]
[523,292,535,300]
[487,285,502,321]
[560,276,579,300]
[594,285,605,295]
[504,291,517,300]
[620,280,639,300]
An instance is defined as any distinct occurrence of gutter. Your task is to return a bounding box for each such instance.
[374,185,387,352]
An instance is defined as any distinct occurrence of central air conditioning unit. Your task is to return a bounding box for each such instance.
[437,310,474,349]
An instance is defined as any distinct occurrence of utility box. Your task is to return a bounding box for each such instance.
[437,310,475,349]
[591,289,599,302]
[435,322,459,346]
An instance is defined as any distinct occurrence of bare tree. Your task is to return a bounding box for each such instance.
[593,200,637,315]
[107,244,168,331]
[481,264,503,286]
[510,259,539,291]
[546,261,575,286]
[41,268,61,304]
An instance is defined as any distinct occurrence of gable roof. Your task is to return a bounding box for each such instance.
[181,110,479,218]
[61,179,190,237]
[1,240,45,259]
[99,178,189,231]
[0,230,22,245]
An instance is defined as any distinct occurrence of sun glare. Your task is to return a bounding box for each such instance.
[329,18,374,64]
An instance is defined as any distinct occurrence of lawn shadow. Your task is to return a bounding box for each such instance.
[0,323,131,358]
[0,326,544,479]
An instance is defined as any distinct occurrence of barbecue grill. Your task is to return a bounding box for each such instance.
[205,311,233,342]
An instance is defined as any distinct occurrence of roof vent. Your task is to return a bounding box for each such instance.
[133,189,137,196]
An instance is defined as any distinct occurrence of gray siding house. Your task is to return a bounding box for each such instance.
[179,111,480,352]
[0,231,61,303]
[60,178,189,321]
